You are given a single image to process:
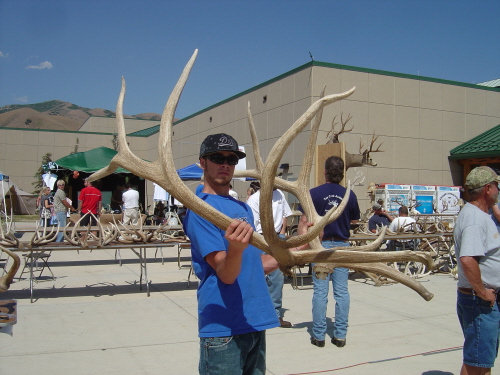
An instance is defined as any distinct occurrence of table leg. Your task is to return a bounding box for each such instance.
[143,248,149,297]
[29,250,34,303]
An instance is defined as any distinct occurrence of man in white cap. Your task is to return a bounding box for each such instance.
[455,166,500,375]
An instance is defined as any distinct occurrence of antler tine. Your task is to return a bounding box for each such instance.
[340,112,354,133]
[261,87,357,253]
[89,77,163,183]
[0,223,19,247]
[339,262,434,301]
[325,114,338,141]
[247,102,264,173]
[359,138,365,154]
[369,131,384,152]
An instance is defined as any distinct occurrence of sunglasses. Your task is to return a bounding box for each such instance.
[206,153,239,166]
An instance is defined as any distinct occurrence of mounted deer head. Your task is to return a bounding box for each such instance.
[344,131,384,169]
[325,113,353,143]
[86,50,434,301]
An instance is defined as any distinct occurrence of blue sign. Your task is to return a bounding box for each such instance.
[415,195,434,214]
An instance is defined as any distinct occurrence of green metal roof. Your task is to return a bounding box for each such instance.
[449,124,500,160]
[128,124,160,137]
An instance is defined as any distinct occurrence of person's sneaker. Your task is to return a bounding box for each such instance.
[279,318,292,328]
[331,337,346,348]
[310,338,325,347]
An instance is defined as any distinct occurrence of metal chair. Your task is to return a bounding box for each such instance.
[18,251,54,281]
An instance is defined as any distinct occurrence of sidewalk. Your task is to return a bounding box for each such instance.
[0,239,463,375]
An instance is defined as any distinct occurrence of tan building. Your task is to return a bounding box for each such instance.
[1,60,499,212]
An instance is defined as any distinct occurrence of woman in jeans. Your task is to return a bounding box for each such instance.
[39,186,53,227]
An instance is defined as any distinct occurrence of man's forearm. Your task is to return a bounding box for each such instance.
[207,248,243,284]
[262,254,279,275]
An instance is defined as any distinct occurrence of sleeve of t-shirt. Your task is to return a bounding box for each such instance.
[246,194,260,228]
[368,217,377,232]
[187,212,228,260]
[459,224,487,258]
[280,190,293,218]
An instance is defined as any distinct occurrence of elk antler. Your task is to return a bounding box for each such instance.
[87,50,435,300]
[0,246,20,292]
[31,221,59,247]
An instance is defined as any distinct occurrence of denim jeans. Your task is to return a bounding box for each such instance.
[266,233,286,319]
[266,269,284,319]
[457,291,500,368]
[199,331,266,375]
[55,211,67,242]
[311,240,350,341]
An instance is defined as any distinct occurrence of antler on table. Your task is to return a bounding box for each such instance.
[0,245,20,292]
[86,49,435,300]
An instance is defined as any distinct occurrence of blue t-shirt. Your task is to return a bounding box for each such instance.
[195,184,204,196]
[183,193,279,337]
[368,214,390,232]
[305,183,360,240]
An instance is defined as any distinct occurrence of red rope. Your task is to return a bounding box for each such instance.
[284,346,463,375]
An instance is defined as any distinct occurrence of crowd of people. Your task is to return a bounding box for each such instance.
[34,133,500,374]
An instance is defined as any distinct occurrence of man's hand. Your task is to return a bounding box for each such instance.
[205,219,253,285]
[461,256,496,307]
[225,219,253,254]
[478,288,497,307]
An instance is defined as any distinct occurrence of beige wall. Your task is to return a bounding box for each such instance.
[1,64,499,210]
[79,117,159,134]
[170,65,500,210]
[0,128,145,193]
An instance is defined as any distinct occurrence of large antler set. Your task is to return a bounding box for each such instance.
[88,50,435,301]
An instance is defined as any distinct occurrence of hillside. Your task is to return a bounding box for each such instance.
[0,100,162,131]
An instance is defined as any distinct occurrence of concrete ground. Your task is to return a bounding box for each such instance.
[1,224,464,374]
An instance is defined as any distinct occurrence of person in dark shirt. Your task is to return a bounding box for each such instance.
[298,156,360,348]
[368,202,394,233]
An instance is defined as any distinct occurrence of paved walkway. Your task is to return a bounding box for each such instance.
[1,225,463,374]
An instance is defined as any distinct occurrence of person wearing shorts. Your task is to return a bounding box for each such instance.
[455,166,500,374]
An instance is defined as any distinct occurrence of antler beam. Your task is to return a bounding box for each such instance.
[86,50,435,300]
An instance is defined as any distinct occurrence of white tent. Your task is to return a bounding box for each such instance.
[0,173,37,215]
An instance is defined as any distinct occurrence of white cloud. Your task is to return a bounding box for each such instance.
[0,51,9,58]
[15,96,28,103]
[26,61,53,70]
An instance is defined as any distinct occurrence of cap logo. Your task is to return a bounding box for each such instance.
[218,135,235,148]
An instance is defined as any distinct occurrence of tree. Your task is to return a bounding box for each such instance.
[32,152,53,194]
[25,118,32,127]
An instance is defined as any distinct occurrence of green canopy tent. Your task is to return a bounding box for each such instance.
[53,147,147,212]
[54,147,129,173]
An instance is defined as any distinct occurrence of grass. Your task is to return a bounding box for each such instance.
[12,215,39,222]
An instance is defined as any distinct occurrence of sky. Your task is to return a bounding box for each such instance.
[0,0,499,119]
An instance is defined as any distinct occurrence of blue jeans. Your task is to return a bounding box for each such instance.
[55,211,67,242]
[457,291,500,368]
[199,331,266,375]
[311,240,350,341]
[266,233,286,319]
[266,269,284,319]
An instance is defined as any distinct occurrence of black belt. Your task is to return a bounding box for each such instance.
[458,287,475,295]
[458,287,500,304]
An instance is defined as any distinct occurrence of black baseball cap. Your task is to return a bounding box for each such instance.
[199,133,246,159]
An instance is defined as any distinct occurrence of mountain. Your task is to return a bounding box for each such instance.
[0,100,162,131]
